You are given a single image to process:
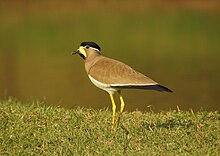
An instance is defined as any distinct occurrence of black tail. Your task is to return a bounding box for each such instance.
[112,84,173,92]
[151,85,173,92]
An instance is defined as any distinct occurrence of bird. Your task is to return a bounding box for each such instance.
[71,41,172,129]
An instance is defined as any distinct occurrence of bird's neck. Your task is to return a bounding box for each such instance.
[85,55,102,74]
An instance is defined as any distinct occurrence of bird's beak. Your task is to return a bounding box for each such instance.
[71,46,87,60]
[71,46,87,57]
[71,50,80,55]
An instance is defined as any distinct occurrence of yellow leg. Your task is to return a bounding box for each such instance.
[109,93,116,129]
[117,91,125,127]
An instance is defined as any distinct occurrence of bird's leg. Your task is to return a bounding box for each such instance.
[116,90,125,127]
[109,93,116,129]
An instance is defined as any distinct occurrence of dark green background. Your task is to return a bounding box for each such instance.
[0,1,219,111]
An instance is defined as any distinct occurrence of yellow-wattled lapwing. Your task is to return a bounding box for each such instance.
[72,41,172,129]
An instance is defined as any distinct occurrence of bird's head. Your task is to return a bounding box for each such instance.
[72,42,101,60]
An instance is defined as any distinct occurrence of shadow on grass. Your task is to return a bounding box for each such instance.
[144,119,194,130]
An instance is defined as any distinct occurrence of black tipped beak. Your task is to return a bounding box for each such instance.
[71,50,79,55]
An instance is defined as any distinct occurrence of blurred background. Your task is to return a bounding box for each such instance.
[0,0,219,112]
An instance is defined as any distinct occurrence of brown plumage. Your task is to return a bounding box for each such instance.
[83,46,172,92]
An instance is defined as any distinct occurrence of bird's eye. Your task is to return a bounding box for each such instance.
[85,45,90,49]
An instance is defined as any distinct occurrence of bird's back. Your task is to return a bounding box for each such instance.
[88,56,158,86]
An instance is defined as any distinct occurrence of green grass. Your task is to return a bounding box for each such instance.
[0,99,219,155]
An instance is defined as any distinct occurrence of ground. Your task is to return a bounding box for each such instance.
[0,99,219,155]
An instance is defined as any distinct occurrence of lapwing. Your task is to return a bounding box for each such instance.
[72,41,172,129]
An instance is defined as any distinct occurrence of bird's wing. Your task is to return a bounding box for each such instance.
[88,57,158,86]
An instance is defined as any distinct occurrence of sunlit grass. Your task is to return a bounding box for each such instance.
[0,99,218,155]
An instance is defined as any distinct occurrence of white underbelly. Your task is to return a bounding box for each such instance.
[88,75,118,94]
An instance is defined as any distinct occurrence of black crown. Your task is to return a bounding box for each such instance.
[80,42,101,51]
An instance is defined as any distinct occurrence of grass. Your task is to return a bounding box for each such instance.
[0,99,219,155]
